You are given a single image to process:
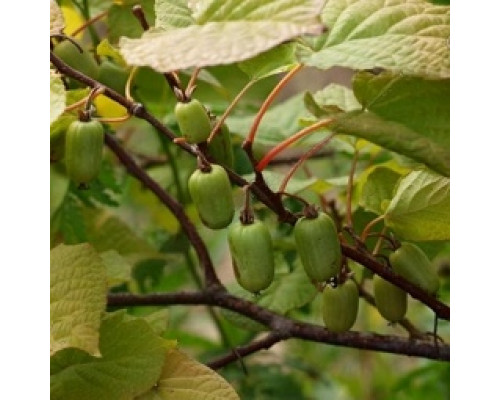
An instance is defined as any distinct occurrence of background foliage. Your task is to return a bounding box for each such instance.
[50,0,450,399]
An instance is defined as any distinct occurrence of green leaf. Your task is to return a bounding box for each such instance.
[50,0,65,35]
[333,109,449,177]
[50,165,69,219]
[135,348,240,400]
[51,311,168,400]
[319,70,450,176]
[353,71,450,150]
[139,309,170,336]
[50,72,66,124]
[384,170,449,241]
[258,268,318,314]
[96,39,127,66]
[120,20,323,73]
[50,243,107,356]
[51,114,76,141]
[238,43,297,80]
[84,210,161,260]
[59,194,87,244]
[194,0,324,23]
[155,0,195,29]
[359,166,403,215]
[301,0,450,78]
[99,250,133,288]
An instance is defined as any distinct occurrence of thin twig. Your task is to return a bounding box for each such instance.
[207,80,256,143]
[131,4,182,94]
[207,332,284,370]
[185,67,201,97]
[71,10,108,37]
[243,64,304,149]
[279,134,334,193]
[256,119,335,172]
[360,215,385,243]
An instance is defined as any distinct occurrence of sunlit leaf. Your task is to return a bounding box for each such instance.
[120,20,323,73]
[50,72,66,124]
[359,166,403,215]
[50,243,107,356]
[301,0,450,78]
[238,43,297,80]
[136,348,239,400]
[155,0,195,29]
[385,169,449,241]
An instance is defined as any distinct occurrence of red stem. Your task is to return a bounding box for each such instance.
[243,64,304,147]
[256,119,334,172]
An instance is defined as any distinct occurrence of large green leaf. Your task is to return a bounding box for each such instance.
[50,72,66,124]
[384,170,449,241]
[193,0,324,23]
[51,312,168,400]
[301,0,450,78]
[155,0,195,29]
[119,0,324,72]
[135,348,240,400]
[312,71,450,176]
[353,71,450,150]
[50,243,107,356]
[120,21,322,73]
[334,110,449,176]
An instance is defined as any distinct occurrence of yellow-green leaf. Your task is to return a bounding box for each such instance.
[50,243,107,356]
[302,0,450,78]
[50,71,66,124]
[99,250,133,288]
[120,20,323,73]
[385,170,449,241]
[136,348,240,400]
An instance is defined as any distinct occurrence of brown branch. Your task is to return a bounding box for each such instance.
[107,291,449,362]
[51,51,189,151]
[207,332,284,370]
[104,133,221,289]
[341,244,450,320]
